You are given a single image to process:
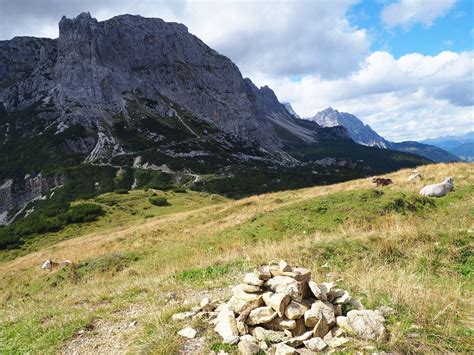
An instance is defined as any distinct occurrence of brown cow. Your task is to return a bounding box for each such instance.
[372,177,393,187]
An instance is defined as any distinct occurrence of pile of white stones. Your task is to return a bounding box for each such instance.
[210,260,388,354]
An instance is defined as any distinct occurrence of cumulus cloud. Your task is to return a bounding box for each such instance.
[256,50,473,141]
[0,0,369,79]
[381,0,457,28]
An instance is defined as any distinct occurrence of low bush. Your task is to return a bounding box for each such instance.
[114,189,129,194]
[149,197,169,206]
[60,203,105,224]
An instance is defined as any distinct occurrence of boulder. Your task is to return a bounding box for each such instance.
[237,319,248,335]
[312,318,330,338]
[233,285,263,300]
[255,266,272,280]
[333,290,351,305]
[325,336,350,348]
[291,267,311,282]
[327,288,345,302]
[238,340,260,355]
[308,281,327,301]
[291,318,307,337]
[285,330,313,347]
[304,337,327,352]
[228,296,263,314]
[214,304,240,344]
[336,316,352,334]
[240,334,257,343]
[178,327,197,338]
[263,292,291,317]
[346,310,386,340]
[244,273,265,286]
[318,282,335,295]
[275,343,296,355]
[252,327,287,343]
[304,301,335,328]
[284,301,308,320]
[266,276,304,302]
[279,260,291,272]
[247,306,278,325]
[266,316,297,331]
[200,297,215,311]
[238,283,262,293]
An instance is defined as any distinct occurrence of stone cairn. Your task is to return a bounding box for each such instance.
[175,260,390,354]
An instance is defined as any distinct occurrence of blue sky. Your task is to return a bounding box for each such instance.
[0,0,472,141]
[349,0,473,57]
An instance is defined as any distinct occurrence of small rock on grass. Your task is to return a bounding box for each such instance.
[178,327,197,338]
[172,311,196,321]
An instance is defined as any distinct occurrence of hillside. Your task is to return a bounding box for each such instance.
[0,162,472,353]
[311,107,460,163]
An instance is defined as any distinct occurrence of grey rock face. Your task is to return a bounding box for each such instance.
[0,174,66,224]
[2,13,347,149]
[311,107,387,148]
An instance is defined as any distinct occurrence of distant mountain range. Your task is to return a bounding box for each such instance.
[421,132,474,162]
[310,107,460,163]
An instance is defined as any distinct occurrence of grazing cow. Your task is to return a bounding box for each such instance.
[407,170,422,181]
[41,259,72,271]
[372,177,393,187]
[419,177,454,197]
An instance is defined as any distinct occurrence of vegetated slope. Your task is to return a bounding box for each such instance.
[311,107,460,163]
[0,163,472,353]
[0,13,429,224]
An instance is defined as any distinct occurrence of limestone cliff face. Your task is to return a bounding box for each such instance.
[0,12,351,221]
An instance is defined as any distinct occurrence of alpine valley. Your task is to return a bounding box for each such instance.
[0,13,429,228]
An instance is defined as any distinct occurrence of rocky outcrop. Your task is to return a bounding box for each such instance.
[0,174,66,224]
[173,260,389,353]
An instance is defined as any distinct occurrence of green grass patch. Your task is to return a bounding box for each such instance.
[176,259,247,284]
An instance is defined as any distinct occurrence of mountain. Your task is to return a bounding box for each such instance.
[312,107,388,148]
[422,132,474,162]
[0,13,429,224]
[283,102,301,118]
[311,107,460,163]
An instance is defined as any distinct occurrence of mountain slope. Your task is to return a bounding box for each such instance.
[0,13,429,224]
[311,107,460,163]
[0,163,472,353]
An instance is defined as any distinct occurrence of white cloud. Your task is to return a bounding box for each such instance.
[381,0,457,28]
[0,0,369,78]
[255,50,473,141]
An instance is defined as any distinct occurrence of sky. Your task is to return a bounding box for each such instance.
[0,0,472,141]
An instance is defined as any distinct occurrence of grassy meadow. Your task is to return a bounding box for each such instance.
[0,163,472,353]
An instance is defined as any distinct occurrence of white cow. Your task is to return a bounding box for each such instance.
[407,170,422,181]
[41,259,72,271]
[419,177,454,197]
